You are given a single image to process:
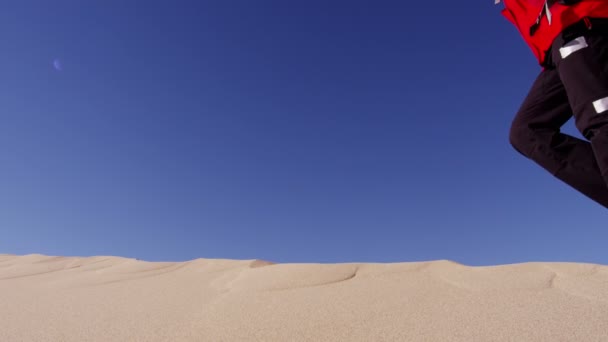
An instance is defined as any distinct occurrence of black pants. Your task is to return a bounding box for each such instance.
[509,18,608,208]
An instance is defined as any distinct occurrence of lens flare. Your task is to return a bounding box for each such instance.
[53,59,62,71]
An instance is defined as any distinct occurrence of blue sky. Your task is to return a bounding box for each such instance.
[1,1,606,266]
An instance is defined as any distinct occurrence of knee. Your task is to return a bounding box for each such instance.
[583,122,608,141]
[509,120,533,157]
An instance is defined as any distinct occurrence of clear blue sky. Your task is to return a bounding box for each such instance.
[2,1,606,266]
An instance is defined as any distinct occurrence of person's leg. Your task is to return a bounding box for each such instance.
[509,67,608,208]
[552,19,608,196]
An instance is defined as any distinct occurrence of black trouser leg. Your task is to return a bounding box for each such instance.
[509,67,608,208]
[552,21,608,192]
[509,19,608,209]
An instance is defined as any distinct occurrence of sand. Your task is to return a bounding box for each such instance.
[1,253,607,341]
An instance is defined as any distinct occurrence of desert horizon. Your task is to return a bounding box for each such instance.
[2,253,607,341]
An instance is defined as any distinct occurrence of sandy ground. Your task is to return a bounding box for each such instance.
[1,253,607,341]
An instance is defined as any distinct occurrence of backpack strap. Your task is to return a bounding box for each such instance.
[529,0,552,36]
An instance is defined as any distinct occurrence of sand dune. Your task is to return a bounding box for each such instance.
[1,254,607,341]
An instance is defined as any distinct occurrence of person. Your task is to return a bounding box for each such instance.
[498,0,608,208]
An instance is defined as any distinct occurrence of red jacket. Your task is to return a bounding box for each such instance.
[501,0,608,65]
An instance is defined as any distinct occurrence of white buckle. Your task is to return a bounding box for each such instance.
[559,36,588,59]
[593,97,608,114]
